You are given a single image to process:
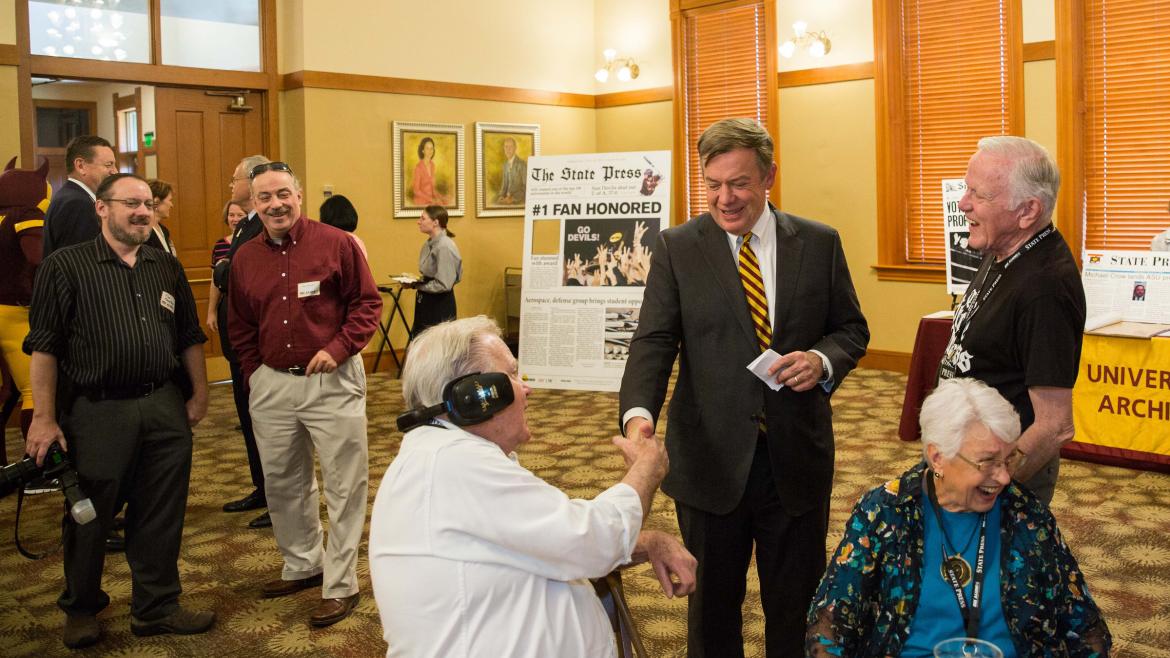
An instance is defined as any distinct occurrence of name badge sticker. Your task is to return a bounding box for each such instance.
[298,281,322,298]
[160,291,176,313]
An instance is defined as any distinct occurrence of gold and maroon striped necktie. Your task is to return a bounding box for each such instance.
[738,231,771,353]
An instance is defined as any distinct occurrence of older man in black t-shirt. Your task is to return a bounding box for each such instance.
[24,173,214,649]
[938,136,1086,505]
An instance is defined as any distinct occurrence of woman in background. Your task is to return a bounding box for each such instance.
[320,194,367,258]
[409,204,461,334]
[206,201,247,332]
[412,137,448,206]
[146,178,177,255]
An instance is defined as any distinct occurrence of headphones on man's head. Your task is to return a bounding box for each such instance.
[395,372,515,432]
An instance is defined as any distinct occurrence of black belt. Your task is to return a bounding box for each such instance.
[271,365,307,376]
[81,380,169,401]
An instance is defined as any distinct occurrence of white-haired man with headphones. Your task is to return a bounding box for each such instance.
[369,315,695,658]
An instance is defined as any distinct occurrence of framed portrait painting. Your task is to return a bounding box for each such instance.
[476,122,540,217]
[393,121,465,218]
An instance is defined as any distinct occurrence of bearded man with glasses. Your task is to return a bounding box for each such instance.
[24,173,214,649]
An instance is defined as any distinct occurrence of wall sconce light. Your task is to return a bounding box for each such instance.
[595,48,640,83]
[779,20,831,58]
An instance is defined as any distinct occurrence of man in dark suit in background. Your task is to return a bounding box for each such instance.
[212,154,272,529]
[619,118,869,657]
[40,135,124,552]
[42,135,118,257]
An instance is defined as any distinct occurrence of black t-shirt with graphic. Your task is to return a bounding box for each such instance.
[938,227,1086,430]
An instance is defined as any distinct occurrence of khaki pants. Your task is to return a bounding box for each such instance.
[249,355,369,599]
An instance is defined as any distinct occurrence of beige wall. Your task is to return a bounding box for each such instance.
[289,0,597,95]
[0,0,14,45]
[593,0,672,92]
[281,87,597,345]
[0,68,18,165]
[1,0,17,166]
[594,101,673,154]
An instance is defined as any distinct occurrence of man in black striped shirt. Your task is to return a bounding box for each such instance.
[23,173,214,649]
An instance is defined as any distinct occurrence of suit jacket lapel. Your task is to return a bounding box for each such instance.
[696,214,759,350]
[772,207,803,339]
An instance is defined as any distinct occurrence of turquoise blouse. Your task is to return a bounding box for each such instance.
[805,461,1111,657]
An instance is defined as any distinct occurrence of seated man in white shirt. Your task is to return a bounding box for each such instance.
[369,315,696,658]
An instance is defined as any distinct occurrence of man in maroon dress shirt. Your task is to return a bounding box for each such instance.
[228,162,381,628]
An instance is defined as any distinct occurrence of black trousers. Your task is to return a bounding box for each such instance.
[58,382,192,621]
[413,290,456,336]
[229,359,264,490]
[675,437,829,658]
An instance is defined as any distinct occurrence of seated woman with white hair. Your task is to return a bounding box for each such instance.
[805,378,1111,657]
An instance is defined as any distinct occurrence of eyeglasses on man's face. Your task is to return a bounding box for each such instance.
[249,161,293,179]
[954,448,1027,475]
[104,198,157,211]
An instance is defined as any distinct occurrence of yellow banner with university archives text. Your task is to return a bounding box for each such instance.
[1073,334,1170,457]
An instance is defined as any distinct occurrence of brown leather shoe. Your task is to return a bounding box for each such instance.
[309,593,359,628]
[261,573,323,598]
[63,613,101,649]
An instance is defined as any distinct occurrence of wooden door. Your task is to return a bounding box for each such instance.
[154,88,265,371]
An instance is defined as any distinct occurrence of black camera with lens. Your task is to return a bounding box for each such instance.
[0,443,96,525]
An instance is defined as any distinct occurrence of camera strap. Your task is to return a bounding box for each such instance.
[13,488,65,560]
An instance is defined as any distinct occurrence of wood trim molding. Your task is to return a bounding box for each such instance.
[0,44,18,67]
[261,0,280,161]
[281,70,597,109]
[29,55,271,90]
[872,0,907,278]
[870,263,946,284]
[594,86,673,108]
[1007,0,1026,135]
[778,61,875,88]
[1055,2,1085,265]
[670,9,687,227]
[1023,39,1055,62]
[148,0,162,65]
[859,349,911,374]
[16,0,34,166]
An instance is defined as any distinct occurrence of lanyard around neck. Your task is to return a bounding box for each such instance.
[926,472,989,639]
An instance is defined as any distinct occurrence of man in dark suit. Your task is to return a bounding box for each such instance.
[41,135,125,552]
[212,154,272,529]
[43,135,118,257]
[619,118,869,657]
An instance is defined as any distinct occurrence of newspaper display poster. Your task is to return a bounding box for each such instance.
[518,150,670,391]
[942,178,980,295]
[1083,250,1170,324]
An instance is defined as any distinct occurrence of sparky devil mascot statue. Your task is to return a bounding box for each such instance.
[0,156,51,447]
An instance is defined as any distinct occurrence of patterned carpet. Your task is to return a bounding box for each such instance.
[1,368,1168,657]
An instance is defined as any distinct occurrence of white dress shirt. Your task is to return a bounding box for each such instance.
[68,177,97,200]
[369,420,643,658]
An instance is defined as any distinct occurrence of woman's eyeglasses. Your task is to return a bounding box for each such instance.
[249,161,293,179]
[954,448,1028,475]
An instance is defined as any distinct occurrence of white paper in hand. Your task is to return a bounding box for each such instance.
[747,349,785,391]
